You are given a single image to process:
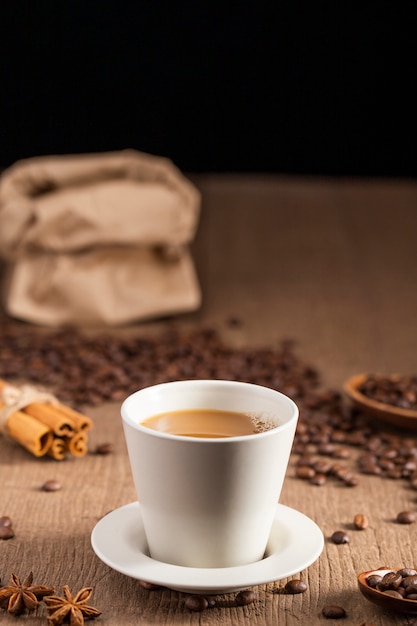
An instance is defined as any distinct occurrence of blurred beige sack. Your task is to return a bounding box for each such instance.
[0,149,201,326]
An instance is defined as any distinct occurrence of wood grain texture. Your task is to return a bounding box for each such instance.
[1,175,417,625]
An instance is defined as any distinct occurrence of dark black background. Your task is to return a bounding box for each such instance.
[0,2,415,176]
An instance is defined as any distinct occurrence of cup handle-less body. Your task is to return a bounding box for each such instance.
[121,380,298,568]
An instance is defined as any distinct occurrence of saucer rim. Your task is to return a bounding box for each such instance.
[91,501,324,594]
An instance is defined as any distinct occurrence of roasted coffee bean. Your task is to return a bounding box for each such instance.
[366,574,382,588]
[403,576,417,592]
[331,530,349,544]
[353,513,369,530]
[95,442,114,455]
[322,605,346,618]
[318,443,336,455]
[0,525,15,539]
[332,447,351,459]
[310,473,326,486]
[139,580,162,590]
[284,579,308,594]
[383,589,403,599]
[386,468,403,479]
[396,511,416,524]
[343,475,359,487]
[184,595,209,611]
[0,515,12,527]
[377,572,402,589]
[296,465,316,479]
[313,459,333,474]
[398,568,417,578]
[41,479,62,492]
[235,589,256,605]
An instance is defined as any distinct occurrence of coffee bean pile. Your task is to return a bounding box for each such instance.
[293,389,417,490]
[359,374,417,411]
[366,568,417,601]
[1,321,417,489]
[0,321,319,406]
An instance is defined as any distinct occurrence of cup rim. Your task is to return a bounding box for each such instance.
[121,379,298,442]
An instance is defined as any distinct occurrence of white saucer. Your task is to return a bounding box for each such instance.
[91,501,324,595]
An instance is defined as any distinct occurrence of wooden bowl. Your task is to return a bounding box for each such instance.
[344,374,417,431]
[358,568,417,614]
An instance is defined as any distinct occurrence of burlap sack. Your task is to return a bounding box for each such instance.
[0,150,201,326]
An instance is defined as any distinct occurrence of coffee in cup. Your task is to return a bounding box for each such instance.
[141,408,276,438]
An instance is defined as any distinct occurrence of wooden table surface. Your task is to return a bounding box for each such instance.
[1,174,417,625]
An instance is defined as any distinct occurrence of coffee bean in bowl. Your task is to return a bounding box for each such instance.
[358,568,417,613]
[344,374,417,431]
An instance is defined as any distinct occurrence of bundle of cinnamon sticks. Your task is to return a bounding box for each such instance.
[0,379,92,460]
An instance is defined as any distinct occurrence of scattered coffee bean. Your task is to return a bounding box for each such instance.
[0,525,15,539]
[353,513,369,530]
[184,594,209,611]
[396,511,416,524]
[41,479,62,492]
[322,604,346,618]
[226,316,243,327]
[235,589,256,606]
[331,530,349,544]
[284,579,308,594]
[139,580,162,590]
[0,515,12,527]
[95,443,114,455]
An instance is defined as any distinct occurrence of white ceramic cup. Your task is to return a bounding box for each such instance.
[121,379,298,568]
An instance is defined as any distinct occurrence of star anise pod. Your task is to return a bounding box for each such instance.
[44,585,101,626]
[0,571,55,615]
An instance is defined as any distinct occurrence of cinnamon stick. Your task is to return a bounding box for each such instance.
[47,437,67,460]
[24,402,75,436]
[51,403,93,432]
[0,379,93,460]
[5,410,53,457]
[66,431,88,457]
